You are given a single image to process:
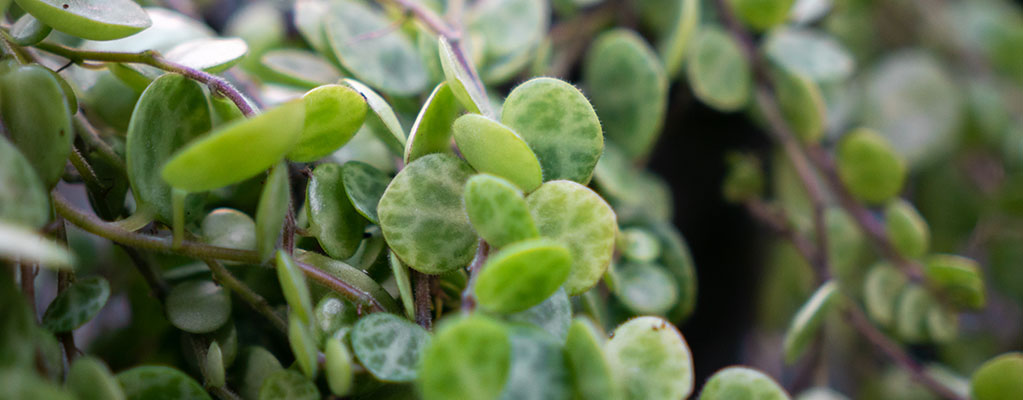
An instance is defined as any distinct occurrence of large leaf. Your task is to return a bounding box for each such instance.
[971,353,1023,400]
[288,84,368,162]
[13,0,150,40]
[605,316,694,400]
[419,315,511,400]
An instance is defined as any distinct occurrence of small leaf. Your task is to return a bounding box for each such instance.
[699,366,790,400]
[970,353,1023,400]
[439,36,491,115]
[351,313,431,382]
[288,84,368,162]
[894,284,930,343]
[204,342,226,388]
[606,316,694,400]
[0,63,73,187]
[288,314,319,378]
[454,115,543,192]
[306,163,367,259]
[863,262,907,327]
[584,29,668,159]
[619,228,662,263]
[201,208,257,253]
[658,0,700,78]
[884,199,930,260]
[164,37,248,73]
[296,250,402,312]
[404,82,461,163]
[467,0,548,60]
[763,27,854,82]
[924,254,985,309]
[313,295,358,345]
[162,101,305,192]
[499,326,571,400]
[501,77,603,183]
[612,262,679,315]
[506,288,572,342]
[686,26,751,112]
[0,222,74,268]
[925,302,958,343]
[259,370,319,400]
[727,0,795,31]
[166,279,231,334]
[341,161,390,225]
[464,174,540,248]
[564,318,622,400]
[773,68,826,143]
[277,251,313,324]
[117,366,211,400]
[261,49,343,88]
[256,162,290,262]
[41,277,110,332]
[475,238,572,313]
[526,180,617,295]
[0,136,49,229]
[325,338,354,396]
[378,154,478,274]
[835,128,906,205]
[343,79,407,155]
[325,0,427,96]
[238,347,284,400]
[390,254,416,320]
[68,356,125,400]
[419,315,511,400]
[14,0,150,40]
[783,281,839,363]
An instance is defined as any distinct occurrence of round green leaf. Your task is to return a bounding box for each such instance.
[699,366,790,400]
[288,314,319,378]
[499,326,571,400]
[464,174,540,248]
[325,0,428,96]
[351,313,431,382]
[117,366,211,400]
[884,199,930,260]
[620,228,661,262]
[501,77,603,184]
[68,356,125,400]
[256,162,290,262]
[306,163,367,259]
[924,254,985,309]
[506,288,572,342]
[0,222,74,268]
[475,238,572,313]
[0,63,73,187]
[259,370,319,400]
[863,262,907,327]
[774,68,826,143]
[201,208,256,253]
[686,27,751,112]
[659,0,700,78]
[288,84,368,162]
[127,74,211,222]
[0,136,49,229]
[454,115,543,192]
[564,318,622,400]
[14,0,150,40]
[419,315,511,400]
[41,276,110,332]
[166,279,231,334]
[971,353,1023,400]
[238,347,284,400]
[164,37,248,73]
[313,295,358,345]
[161,100,304,191]
[325,338,354,396]
[783,281,839,363]
[468,0,547,59]
[526,180,617,295]
[404,82,461,163]
[763,27,854,82]
[204,341,226,388]
[341,161,390,225]
[378,154,478,274]
[584,29,668,159]
[439,36,491,115]
[835,128,906,204]
[343,78,407,155]
[606,316,694,400]
[11,14,52,46]
[261,49,343,88]
[728,0,794,31]
[613,262,678,315]
[277,251,313,324]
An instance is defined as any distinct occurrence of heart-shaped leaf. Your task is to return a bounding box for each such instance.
[686,27,751,112]
[0,136,49,229]
[501,77,603,184]
[288,84,368,162]
[117,366,211,400]
[526,180,616,295]
[475,238,572,313]
[14,0,150,40]
[467,0,548,60]
[256,162,290,262]
[306,163,367,259]
[606,316,694,400]
[564,318,622,400]
[584,29,668,159]
[166,279,231,334]
[259,370,319,400]
[464,174,540,248]
[0,63,73,188]
[699,367,790,400]
[404,82,461,163]
[454,115,543,192]
[162,100,305,192]
[351,313,431,382]
[783,281,839,363]
[378,154,478,274]
[419,315,511,400]
[341,161,390,225]
[41,276,110,332]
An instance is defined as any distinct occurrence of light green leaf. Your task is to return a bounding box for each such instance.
[475,238,572,313]
[686,26,751,112]
[924,254,985,309]
[863,262,906,327]
[835,128,906,205]
[0,136,49,229]
[774,68,826,143]
[313,295,358,346]
[506,288,572,342]
[0,222,74,268]
[613,262,678,315]
[419,315,511,400]
[454,115,543,192]
[894,284,930,343]
[439,37,491,115]
[261,49,342,88]
[351,312,431,382]
[277,251,313,324]
[404,82,461,163]
[325,338,354,396]
[378,154,478,274]
[971,353,1023,400]
[306,163,367,259]
[468,0,547,59]
[68,356,125,400]
[620,228,661,262]
[164,37,248,73]
[10,14,52,46]
[256,162,290,262]
[699,367,790,400]
[0,63,73,187]
[526,180,617,295]
[201,208,256,253]
[14,0,150,40]
[606,316,694,400]
[764,27,854,82]
[166,279,231,334]
[564,318,622,400]
[341,161,389,225]
[343,78,407,154]
[204,342,225,388]
[288,84,368,162]
[499,326,571,400]
[658,0,699,78]
[162,101,305,192]
[728,0,795,31]
[783,281,839,363]
[259,370,319,400]
[117,366,211,400]
[288,314,318,378]
[464,174,540,248]
[884,199,930,260]
[41,276,110,332]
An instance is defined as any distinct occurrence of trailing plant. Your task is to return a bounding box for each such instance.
[0,0,1021,399]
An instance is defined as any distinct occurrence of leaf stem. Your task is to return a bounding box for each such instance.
[413,271,434,330]
[460,239,489,312]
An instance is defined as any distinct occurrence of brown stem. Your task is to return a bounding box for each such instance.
[460,239,489,312]
[413,271,434,330]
